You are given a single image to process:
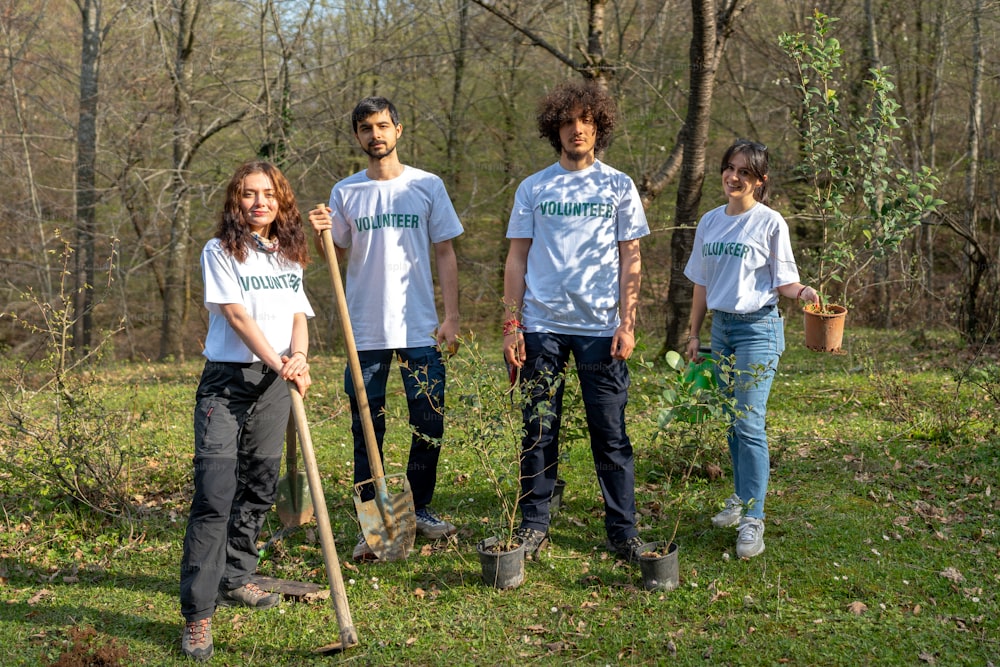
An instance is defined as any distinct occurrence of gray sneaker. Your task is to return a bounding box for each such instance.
[181,617,213,661]
[711,493,743,528]
[217,582,279,609]
[736,517,765,558]
[415,507,457,539]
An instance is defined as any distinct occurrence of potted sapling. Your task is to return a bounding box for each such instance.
[780,11,944,353]
[442,334,557,589]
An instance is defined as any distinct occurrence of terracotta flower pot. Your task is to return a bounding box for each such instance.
[803,304,848,353]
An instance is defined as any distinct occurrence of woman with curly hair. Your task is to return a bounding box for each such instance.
[502,80,649,563]
[179,161,313,661]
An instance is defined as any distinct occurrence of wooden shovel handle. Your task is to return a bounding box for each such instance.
[287,383,358,648]
[285,410,297,477]
[316,211,385,481]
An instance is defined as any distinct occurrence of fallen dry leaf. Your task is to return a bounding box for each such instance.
[405,637,417,647]
[413,587,426,599]
[918,651,936,664]
[27,589,52,605]
[939,567,965,583]
[847,601,868,615]
[303,589,329,603]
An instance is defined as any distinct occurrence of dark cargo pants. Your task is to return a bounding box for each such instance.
[180,361,288,622]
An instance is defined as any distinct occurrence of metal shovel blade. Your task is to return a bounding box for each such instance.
[276,470,313,527]
[276,412,314,527]
[354,473,416,562]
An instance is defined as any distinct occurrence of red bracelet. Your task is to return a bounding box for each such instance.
[796,286,807,300]
[503,319,523,336]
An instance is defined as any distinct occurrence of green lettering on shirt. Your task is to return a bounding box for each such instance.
[239,273,301,292]
[702,241,750,259]
[538,200,615,219]
[354,213,421,232]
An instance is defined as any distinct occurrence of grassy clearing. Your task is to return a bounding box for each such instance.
[1,323,998,666]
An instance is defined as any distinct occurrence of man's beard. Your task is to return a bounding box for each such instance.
[563,145,592,162]
[363,142,396,160]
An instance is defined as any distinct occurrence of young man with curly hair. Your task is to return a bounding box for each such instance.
[502,80,649,562]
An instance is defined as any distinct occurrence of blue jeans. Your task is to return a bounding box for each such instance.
[345,346,445,510]
[517,332,637,543]
[710,306,785,520]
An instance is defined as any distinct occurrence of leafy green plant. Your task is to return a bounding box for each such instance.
[1,235,142,518]
[434,334,556,551]
[779,11,946,303]
[646,351,748,544]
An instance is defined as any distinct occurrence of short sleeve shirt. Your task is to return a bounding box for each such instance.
[328,166,463,350]
[507,160,649,336]
[683,203,799,313]
[201,238,314,362]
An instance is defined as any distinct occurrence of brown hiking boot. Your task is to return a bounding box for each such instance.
[181,617,213,661]
[217,581,279,609]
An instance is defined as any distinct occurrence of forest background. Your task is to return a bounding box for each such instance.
[1,0,998,362]
[2,3,999,664]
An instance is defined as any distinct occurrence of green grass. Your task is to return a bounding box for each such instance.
[1,324,998,665]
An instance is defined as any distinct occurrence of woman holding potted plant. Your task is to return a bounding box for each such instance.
[682,139,818,559]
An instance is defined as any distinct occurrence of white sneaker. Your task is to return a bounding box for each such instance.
[415,507,457,539]
[711,494,743,528]
[736,517,765,558]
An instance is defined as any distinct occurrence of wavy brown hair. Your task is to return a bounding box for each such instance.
[215,161,310,266]
[536,80,618,155]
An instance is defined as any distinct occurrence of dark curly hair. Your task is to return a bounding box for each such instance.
[536,80,618,155]
[215,161,310,266]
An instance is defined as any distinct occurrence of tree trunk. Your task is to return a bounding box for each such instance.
[444,0,470,192]
[961,0,987,341]
[660,0,754,356]
[864,0,891,328]
[4,9,52,299]
[74,0,101,354]
[157,0,198,361]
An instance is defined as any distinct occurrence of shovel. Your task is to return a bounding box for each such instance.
[316,208,415,562]
[287,383,359,651]
[276,410,314,527]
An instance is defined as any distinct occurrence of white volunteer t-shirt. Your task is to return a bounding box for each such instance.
[683,202,800,313]
[507,160,649,336]
[328,166,464,350]
[201,238,314,362]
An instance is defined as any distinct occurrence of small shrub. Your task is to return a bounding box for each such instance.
[1,238,142,519]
